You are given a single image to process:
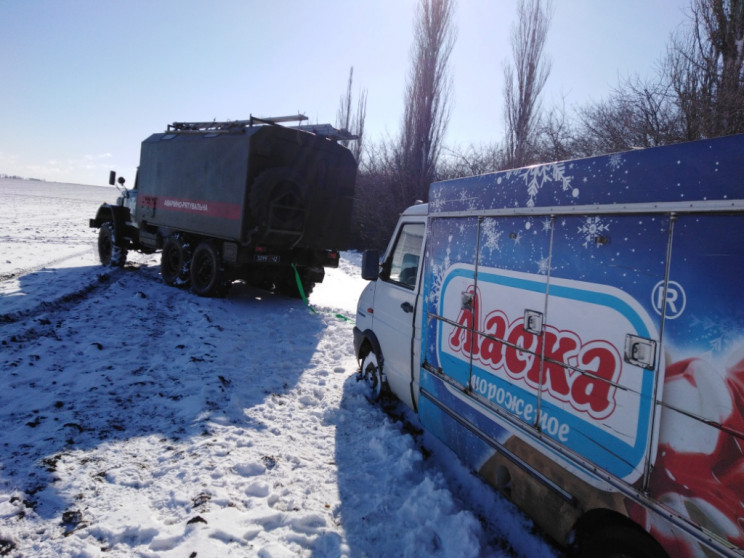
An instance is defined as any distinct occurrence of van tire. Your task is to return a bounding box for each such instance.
[359,350,387,401]
[577,523,667,558]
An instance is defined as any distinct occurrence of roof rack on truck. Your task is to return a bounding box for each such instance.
[166,114,358,142]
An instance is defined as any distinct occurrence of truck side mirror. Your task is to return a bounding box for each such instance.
[361,250,380,281]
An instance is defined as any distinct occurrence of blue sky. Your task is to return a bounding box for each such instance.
[0,0,689,186]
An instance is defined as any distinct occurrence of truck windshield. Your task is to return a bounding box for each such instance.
[387,223,425,288]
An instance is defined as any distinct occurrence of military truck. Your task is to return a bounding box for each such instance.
[89,115,357,297]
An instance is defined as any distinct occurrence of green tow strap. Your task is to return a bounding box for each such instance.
[291,263,352,322]
[291,263,317,314]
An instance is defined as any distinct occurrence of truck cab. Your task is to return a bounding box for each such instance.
[353,203,427,410]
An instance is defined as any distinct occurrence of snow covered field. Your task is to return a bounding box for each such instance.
[0,178,559,558]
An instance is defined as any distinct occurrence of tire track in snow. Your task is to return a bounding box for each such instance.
[0,249,94,283]
[0,261,155,345]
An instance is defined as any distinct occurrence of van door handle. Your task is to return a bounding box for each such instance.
[401,302,414,313]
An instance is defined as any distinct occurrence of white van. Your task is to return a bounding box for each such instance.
[353,134,744,558]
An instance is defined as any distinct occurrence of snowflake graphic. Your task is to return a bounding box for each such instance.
[608,153,624,171]
[509,162,573,207]
[429,189,445,212]
[577,216,610,248]
[689,314,741,354]
[536,256,550,275]
[427,243,451,306]
[480,219,503,254]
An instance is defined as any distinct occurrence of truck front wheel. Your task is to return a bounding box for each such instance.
[190,242,227,297]
[98,222,127,267]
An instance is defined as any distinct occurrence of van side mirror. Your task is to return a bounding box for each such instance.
[109,170,116,186]
[361,250,380,281]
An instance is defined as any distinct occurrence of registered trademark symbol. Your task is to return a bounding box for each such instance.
[651,280,686,319]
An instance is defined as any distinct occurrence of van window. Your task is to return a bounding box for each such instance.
[386,223,425,288]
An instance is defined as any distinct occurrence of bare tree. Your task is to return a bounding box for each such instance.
[534,99,584,162]
[438,144,504,179]
[349,140,405,249]
[336,66,368,163]
[351,0,455,248]
[576,76,683,155]
[503,0,553,169]
[397,0,456,204]
[666,0,744,138]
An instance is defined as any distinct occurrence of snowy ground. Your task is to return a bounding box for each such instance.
[0,178,560,558]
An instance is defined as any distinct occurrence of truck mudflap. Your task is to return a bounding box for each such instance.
[89,203,130,231]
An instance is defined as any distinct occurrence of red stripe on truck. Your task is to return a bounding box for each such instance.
[140,196,242,220]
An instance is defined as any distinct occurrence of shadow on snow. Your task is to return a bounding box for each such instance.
[0,268,325,524]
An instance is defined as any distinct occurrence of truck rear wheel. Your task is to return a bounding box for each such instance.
[161,236,191,287]
[190,242,227,297]
[98,222,127,267]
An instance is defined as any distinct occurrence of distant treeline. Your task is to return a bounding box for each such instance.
[0,174,45,181]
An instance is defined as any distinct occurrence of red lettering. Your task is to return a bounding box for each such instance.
[479,312,508,367]
[443,283,622,421]
[572,343,620,418]
[504,324,537,378]
[448,287,479,356]
[527,329,577,398]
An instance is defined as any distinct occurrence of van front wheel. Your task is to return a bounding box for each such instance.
[360,350,386,401]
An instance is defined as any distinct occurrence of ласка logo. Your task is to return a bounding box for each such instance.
[447,285,622,420]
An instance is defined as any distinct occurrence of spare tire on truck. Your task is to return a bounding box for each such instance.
[249,168,308,246]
